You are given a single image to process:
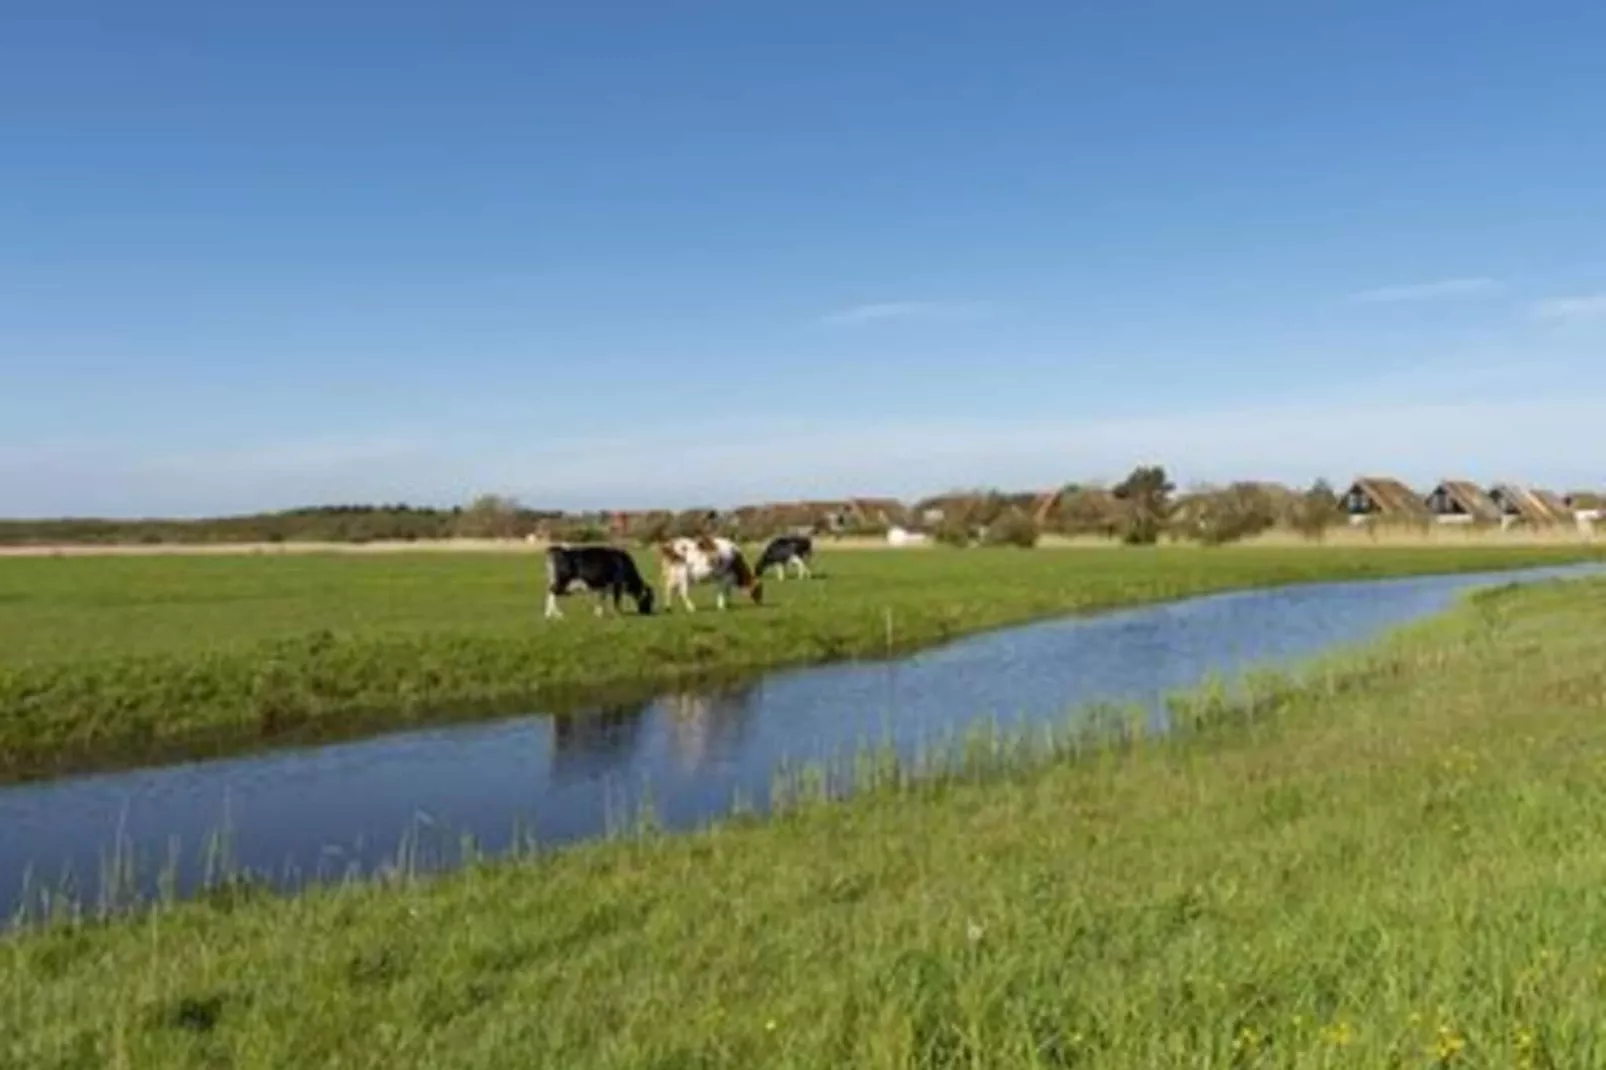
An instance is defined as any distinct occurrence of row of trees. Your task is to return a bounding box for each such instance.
[912,467,1346,549]
[0,469,1352,548]
[0,500,564,547]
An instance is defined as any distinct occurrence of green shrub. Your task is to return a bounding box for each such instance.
[983,512,1040,548]
[932,517,974,547]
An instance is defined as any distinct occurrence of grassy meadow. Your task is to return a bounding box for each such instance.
[0,541,1601,781]
[5,572,1606,1066]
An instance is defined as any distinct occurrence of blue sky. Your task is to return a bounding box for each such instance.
[5,1,1606,516]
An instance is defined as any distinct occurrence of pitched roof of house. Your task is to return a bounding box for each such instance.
[1490,484,1571,524]
[1344,477,1429,517]
[848,498,907,517]
[731,499,848,515]
[1533,488,1572,517]
[1428,479,1503,522]
[1029,488,1064,522]
[913,491,986,513]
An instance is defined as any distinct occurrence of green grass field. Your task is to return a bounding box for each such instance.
[0,543,1600,781]
[5,572,1606,1067]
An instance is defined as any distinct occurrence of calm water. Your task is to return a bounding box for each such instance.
[2,562,1599,918]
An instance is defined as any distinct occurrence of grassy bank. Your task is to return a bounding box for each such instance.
[0,543,1598,781]
[6,573,1606,1065]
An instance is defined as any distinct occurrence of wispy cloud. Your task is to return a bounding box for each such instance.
[1346,277,1502,304]
[819,300,992,327]
[1528,292,1606,324]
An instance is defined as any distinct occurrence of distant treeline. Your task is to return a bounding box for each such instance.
[0,500,562,547]
[5,469,1592,549]
[0,471,1343,549]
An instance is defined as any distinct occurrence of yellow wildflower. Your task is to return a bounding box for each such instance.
[1434,1023,1467,1061]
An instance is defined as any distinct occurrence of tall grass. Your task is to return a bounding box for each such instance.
[5,576,1606,1067]
[1,543,1600,782]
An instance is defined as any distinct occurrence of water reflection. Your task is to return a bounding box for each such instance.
[549,700,652,785]
[662,681,758,773]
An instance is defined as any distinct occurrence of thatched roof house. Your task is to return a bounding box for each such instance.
[913,492,981,526]
[914,492,968,517]
[1566,491,1605,511]
[909,489,1059,542]
[1340,477,1429,521]
[1025,488,1073,523]
[1488,485,1571,525]
[913,489,1058,529]
[729,497,907,534]
[848,498,908,527]
[1425,480,1502,524]
[1567,491,1605,527]
[1533,488,1571,519]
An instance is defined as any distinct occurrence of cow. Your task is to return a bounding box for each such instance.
[755,533,814,580]
[658,535,763,612]
[544,544,655,619]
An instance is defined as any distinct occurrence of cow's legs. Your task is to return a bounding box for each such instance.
[666,572,696,612]
[544,589,564,619]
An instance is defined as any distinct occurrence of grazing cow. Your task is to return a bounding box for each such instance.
[755,534,814,580]
[658,535,764,611]
[544,544,655,619]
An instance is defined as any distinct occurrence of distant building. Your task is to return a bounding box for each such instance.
[915,489,1059,529]
[1424,480,1503,524]
[1339,477,1429,523]
[1565,492,1603,534]
[1565,491,1605,511]
[842,498,908,530]
[1488,484,1570,527]
[727,497,907,535]
[913,492,979,527]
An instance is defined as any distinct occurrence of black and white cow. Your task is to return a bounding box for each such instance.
[544,545,655,619]
[754,534,813,580]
